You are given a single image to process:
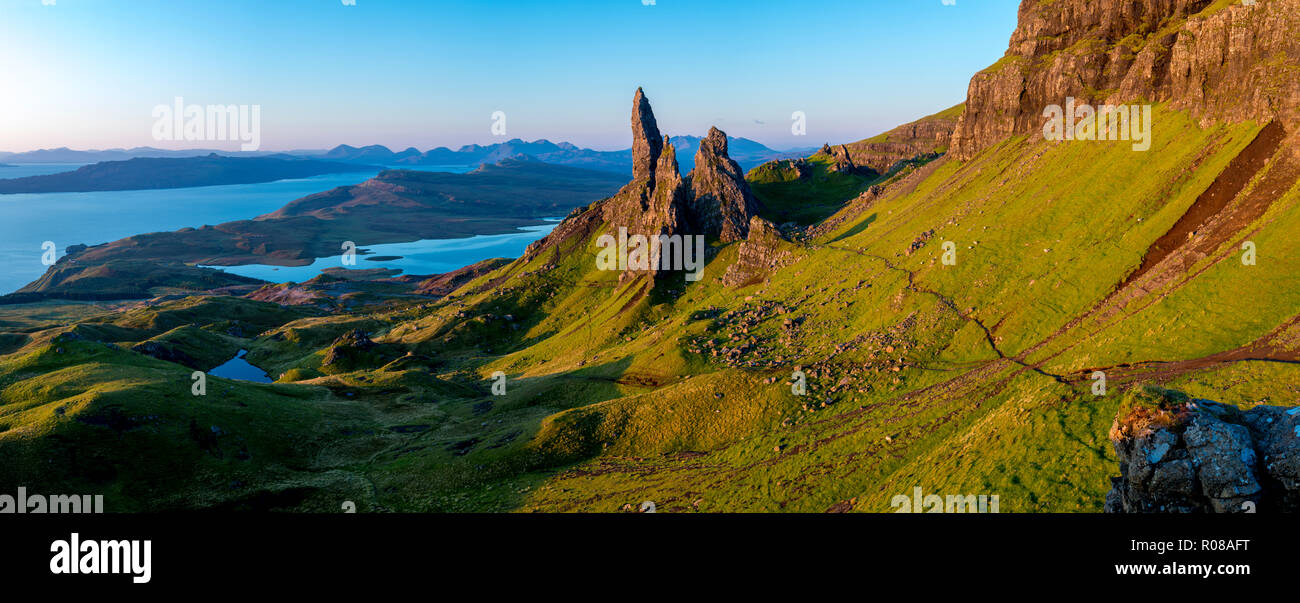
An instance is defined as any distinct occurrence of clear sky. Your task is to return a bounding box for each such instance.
[0,0,1021,153]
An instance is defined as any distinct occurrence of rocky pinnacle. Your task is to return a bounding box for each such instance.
[688,126,762,242]
[631,87,664,183]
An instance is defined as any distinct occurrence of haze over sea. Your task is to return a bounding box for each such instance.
[0,164,545,295]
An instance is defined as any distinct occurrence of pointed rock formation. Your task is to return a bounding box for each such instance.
[687,127,763,242]
[521,90,770,285]
[596,90,688,242]
[647,139,689,235]
[631,87,664,182]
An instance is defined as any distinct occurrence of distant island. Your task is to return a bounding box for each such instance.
[0,154,379,194]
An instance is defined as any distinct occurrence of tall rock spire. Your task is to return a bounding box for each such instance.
[631,87,664,182]
[647,139,687,236]
[527,90,769,282]
[687,127,762,242]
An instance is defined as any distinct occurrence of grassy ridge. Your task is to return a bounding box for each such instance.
[2,105,1297,513]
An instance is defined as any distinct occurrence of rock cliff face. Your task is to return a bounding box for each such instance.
[416,258,512,297]
[1106,387,1300,513]
[818,144,863,175]
[951,0,1300,160]
[845,106,961,173]
[721,216,792,287]
[688,128,763,242]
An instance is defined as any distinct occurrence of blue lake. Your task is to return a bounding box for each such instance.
[0,164,475,294]
[207,221,560,283]
[209,349,273,383]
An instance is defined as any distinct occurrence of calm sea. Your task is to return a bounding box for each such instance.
[207,221,559,283]
[0,164,527,295]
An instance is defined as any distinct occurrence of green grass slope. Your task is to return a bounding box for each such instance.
[3,105,1298,513]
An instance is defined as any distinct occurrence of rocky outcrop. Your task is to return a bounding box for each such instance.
[844,105,961,172]
[1106,386,1300,513]
[722,216,792,288]
[322,329,378,371]
[647,140,690,235]
[131,340,200,370]
[817,144,867,176]
[416,258,511,297]
[687,128,763,242]
[525,89,765,283]
[598,90,689,243]
[951,0,1300,160]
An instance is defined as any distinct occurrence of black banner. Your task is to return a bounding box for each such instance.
[2,514,1282,591]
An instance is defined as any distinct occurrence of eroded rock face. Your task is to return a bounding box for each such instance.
[600,89,689,242]
[951,0,1300,160]
[1106,388,1300,513]
[631,87,664,183]
[648,141,689,235]
[846,112,959,173]
[415,258,511,297]
[688,127,763,242]
[817,143,866,176]
[722,216,791,288]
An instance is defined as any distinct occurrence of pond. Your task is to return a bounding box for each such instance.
[208,349,273,383]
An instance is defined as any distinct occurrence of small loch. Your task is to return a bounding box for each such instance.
[209,349,273,383]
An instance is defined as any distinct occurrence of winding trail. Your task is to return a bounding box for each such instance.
[818,242,1069,384]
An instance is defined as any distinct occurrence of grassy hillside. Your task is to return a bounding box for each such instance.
[748,153,881,226]
[2,104,1297,513]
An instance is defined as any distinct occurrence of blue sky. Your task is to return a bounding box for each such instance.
[0,0,1020,152]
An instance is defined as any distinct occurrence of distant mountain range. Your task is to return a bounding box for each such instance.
[0,147,317,164]
[0,137,817,174]
[0,155,377,194]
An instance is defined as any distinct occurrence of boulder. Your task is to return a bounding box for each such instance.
[1106,386,1300,513]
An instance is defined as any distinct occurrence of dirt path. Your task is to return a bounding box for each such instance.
[1062,312,1300,385]
[820,242,1068,384]
[1122,121,1286,288]
[801,124,1300,400]
[1018,123,1295,368]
